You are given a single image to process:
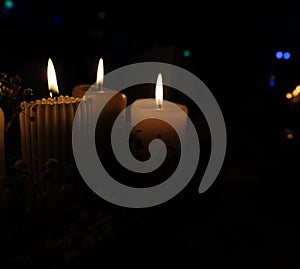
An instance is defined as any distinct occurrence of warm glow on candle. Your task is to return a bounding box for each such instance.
[47,58,59,97]
[155,73,163,108]
[97,58,104,86]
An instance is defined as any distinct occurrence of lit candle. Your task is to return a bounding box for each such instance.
[0,107,6,180]
[72,58,124,97]
[130,73,188,167]
[19,58,83,174]
[72,58,127,158]
[72,57,104,98]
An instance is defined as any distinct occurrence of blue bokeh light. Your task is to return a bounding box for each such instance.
[276,51,283,59]
[269,79,275,87]
[53,16,63,26]
[283,52,291,60]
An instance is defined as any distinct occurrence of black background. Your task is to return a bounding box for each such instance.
[1,1,300,268]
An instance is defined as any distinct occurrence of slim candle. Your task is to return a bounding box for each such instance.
[0,107,6,180]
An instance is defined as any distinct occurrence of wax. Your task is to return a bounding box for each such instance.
[72,84,127,156]
[19,96,83,174]
[130,99,188,163]
[0,107,6,180]
[72,84,91,99]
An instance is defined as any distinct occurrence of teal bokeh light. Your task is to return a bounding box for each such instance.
[183,50,191,57]
[4,0,14,10]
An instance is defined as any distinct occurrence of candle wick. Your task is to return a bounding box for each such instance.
[97,83,104,93]
[158,104,162,109]
[50,89,58,99]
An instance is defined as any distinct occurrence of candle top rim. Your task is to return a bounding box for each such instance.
[73,84,119,94]
[132,98,187,110]
[20,95,82,107]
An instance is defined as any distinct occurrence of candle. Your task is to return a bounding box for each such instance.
[19,58,83,174]
[72,58,125,99]
[130,73,188,185]
[72,58,104,98]
[0,107,6,180]
[72,58,127,161]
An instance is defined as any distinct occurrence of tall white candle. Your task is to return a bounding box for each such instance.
[19,104,27,167]
[0,107,6,180]
[24,103,32,166]
[71,58,127,155]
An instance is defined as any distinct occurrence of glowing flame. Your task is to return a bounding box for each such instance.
[96,58,104,86]
[47,58,59,97]
[155,73,163,108]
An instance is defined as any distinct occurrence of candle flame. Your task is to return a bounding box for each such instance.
[96,58,104,86]
[47,58,59,97]
[155,73,163,108]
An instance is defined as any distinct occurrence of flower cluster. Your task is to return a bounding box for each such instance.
[0,72,35,130]
[0,72,34,116]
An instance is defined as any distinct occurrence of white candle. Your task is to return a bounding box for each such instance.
[24,103,32,166]
[72,57,104,98]
[20,99,83,173]
[130,73,188,163]
[19,104,27,166]
[71,58,127,155]
[72,57,126,101]
[0,107,6,180]
[19,58,83,175]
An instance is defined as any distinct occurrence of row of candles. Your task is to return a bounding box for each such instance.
[0,58,188,180]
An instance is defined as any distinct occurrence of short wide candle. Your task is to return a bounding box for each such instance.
[130,99,188,161]
[129,73,188,185]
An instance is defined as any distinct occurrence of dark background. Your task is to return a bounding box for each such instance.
[1,1,300,268]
